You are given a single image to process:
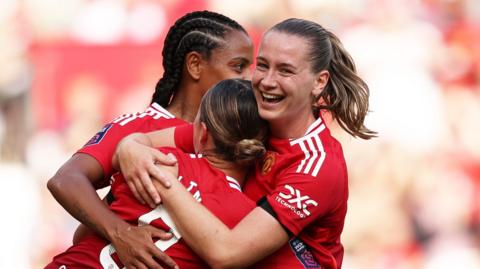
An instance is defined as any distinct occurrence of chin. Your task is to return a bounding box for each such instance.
[258,109,278,122]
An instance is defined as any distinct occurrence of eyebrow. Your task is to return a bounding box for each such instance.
[231,57,251,63]
[256,56,296,70]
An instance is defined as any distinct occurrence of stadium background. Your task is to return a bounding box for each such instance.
[1,0,479,268]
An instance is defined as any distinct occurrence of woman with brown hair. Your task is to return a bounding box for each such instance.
[116,18,375,268]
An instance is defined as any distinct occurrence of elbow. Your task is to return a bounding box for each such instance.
[47,168,77,197]
[204,248,243,269]
[47,174,61,195]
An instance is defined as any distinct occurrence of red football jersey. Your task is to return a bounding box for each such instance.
[78,103,187,181]
[173,119,346,269]
[244,117,348,269]
[45,147,256,269]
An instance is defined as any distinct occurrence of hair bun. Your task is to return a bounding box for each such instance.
[233,139,266,167]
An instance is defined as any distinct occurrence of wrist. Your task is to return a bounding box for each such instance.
[105,218,131,243]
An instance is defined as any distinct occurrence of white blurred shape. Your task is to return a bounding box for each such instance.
[23,0,83,40]
[71,0,127,44]
[343,19,446,153]
[0,0,18,23]
[0,164,40,269]
[425,236,480,269]
[126,2,166,44]
[26,130,71,183]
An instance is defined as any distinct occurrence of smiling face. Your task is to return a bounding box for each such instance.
[199,30,254,95]
[252,30,327,138]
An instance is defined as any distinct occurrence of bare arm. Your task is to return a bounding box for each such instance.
[152,170,289,269]
[47,153,178,269]
[47,153,123,239]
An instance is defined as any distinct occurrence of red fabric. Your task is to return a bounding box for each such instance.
[174,123,195,153]
[245,117,348,269]
[45,147,256,268]
[77,103,187,179]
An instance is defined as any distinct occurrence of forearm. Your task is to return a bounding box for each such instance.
[47,172,130,242]
[157,181,239,267]
[155,178,281,268]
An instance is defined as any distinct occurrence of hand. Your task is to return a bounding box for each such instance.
[116,134,177,207]
[111,224,178,269]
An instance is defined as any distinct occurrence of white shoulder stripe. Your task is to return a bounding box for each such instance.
[311,134,326,176]
[304,117,322,135]
[226,176,242,192]
[151,103,175,118]
[139,107,172,120]
[111,104,174,126]
[189,153,203,158]
[303,138,319,173]
[291,124,326,177]
[113,113,138,126]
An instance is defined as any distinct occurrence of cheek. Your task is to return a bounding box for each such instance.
[252,71,262,87]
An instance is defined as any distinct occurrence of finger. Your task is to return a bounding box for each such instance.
[127,180,145,204]
[137,253,163,269]
[145,225,173,240]
[154,151,177,166]
[133,174,156,208]
[149,165,171,189]
[142,167,163,204]
[125,264,137,269]
[150,246,178,269]
[130,261,148,269]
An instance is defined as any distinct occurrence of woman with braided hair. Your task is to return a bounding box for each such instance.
[46,11,253,269]
[115,18,376,269]
[45,79,271,269]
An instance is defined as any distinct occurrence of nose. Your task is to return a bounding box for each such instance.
[241,68,252,80]
[260,70,277,89]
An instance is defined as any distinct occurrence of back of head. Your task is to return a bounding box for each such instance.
[200,79,268,167]
[271,18,376,139]
[152,11,247,107]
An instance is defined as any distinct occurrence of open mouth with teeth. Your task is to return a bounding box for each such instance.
[261,92,284,103]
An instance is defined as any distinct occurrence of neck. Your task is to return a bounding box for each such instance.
[269,112,317,139]
[204,154,247,186]
[166,82,203,123]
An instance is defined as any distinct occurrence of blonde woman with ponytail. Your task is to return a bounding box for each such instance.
[115,18,376,269]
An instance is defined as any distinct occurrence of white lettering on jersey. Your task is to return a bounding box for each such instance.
[99,175,201,268]
[290,123,326,177]
[277,184,318,218]
[112,103,175,126]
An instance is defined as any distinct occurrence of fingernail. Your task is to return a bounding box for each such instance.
[167,153,176,162]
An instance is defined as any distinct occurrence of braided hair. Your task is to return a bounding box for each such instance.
[151,11,247,107]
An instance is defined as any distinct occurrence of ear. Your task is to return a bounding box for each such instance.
[199,121,209,146]
[312,70,330,97]
[185,51,204,81]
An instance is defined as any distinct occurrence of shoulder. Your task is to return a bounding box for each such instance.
[110,103,187,130]
[287,122,345,180]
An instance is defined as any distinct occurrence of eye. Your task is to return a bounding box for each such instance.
[256,62,268,71]
[279,68,294,75]
[233,62,246,73]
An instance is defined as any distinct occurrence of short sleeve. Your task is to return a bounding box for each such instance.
[77,122,133,178]
[78,112,186,179]
[174,123,194,153]
[265,171,347,236]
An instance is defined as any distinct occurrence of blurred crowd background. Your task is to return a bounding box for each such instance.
[1,0,479,268]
